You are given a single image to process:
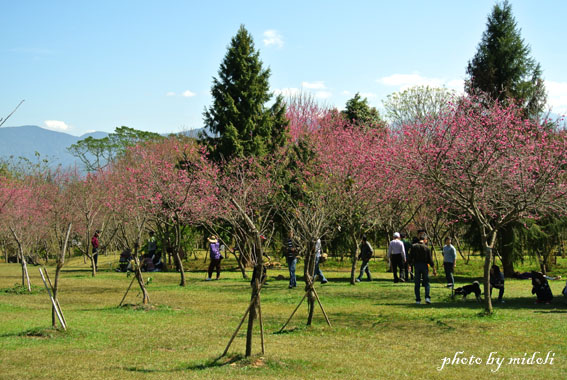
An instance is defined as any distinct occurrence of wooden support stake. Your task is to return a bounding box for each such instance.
[221,276,267,357]
[43,267,67,327]
[312,287,331,327]
[278,291,308,333]
[257,295,265,355]
[119,275,137,307]
[38,268,66,331]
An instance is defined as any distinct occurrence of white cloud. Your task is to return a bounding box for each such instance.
[182,90,196,97]
[378,73,464,93]
[342,90,351,96]
[44,120,70,132]
[359,92,377,99]
[263,30,283,48]
[302,81,326,90]
[273,88,301,97]
[315,91,332,99]
[546,80,567,114]
[446,79,465,92]
[166,91,176,96]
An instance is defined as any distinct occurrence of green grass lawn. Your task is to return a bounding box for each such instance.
[1,254,566,380]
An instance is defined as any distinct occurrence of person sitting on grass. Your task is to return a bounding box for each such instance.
[489,264,505,303]
[206,235,222,281]
[531,271,553,304]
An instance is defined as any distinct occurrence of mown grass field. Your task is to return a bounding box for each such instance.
[1,252,566,380]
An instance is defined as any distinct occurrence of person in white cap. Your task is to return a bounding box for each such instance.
[388,232,406,283]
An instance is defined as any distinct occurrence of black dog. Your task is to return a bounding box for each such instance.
[454,281,482,301]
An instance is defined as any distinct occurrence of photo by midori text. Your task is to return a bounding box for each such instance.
[437,351,556,373]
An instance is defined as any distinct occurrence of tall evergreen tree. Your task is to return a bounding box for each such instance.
[342,93,384,129]
[465,0,546,117]
[203,25,288,160]
[467,1,551,277]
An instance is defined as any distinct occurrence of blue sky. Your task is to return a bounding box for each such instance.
[2,0,567,136]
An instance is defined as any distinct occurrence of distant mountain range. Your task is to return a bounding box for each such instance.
[0,125,203,170]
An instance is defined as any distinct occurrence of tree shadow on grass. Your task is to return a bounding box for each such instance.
[0,326,65,339]
[124,354,273,373]
[379,296,567,311]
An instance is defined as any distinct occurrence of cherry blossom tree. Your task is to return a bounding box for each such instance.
[123,137,218,286]
[0,176,48,290]
[401,96,567,313]
[214,156,279,357]
[286,100,404,284]
[67,171,109,276]
[105,155,151,304]
[36,169,74,327]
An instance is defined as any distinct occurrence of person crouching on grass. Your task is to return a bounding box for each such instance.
[206,235,222,281]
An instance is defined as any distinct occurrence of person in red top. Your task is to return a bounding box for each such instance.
[92,230,100,270]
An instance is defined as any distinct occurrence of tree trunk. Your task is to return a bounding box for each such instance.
[20,246,31,291]
[246,277,259,357]
[52,263,64,327]
[52,223,72,328]
[10,228,31,291]
[175,250,186,286]
[234,249,249,279]
[453,235,469,264]
[480,228,497,314]
[500,224,516,277]
[349,233,359,285]
[134,255,149,305]
[304,240,316,326]
[175,224,186,286]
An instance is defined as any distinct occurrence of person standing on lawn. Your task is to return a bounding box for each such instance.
[442,237,457,288]
[314,238,328,284]
[388,232,406,283]
[91,230,100,270]
[356,235,373,282]
[411,235,436,304]
[285,230,298,288]
[206,235,222,281]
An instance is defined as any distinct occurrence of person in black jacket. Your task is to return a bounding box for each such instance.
[356,235,373,282]
[490,265,505,303]
[411,235,436,304]
[531,271,553,304]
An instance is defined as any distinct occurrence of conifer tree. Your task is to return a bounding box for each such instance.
[203,25,288,160]
[465,0,546,117]
[342,93,384,129]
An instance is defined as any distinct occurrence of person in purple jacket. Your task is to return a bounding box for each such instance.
[206,235,222,281]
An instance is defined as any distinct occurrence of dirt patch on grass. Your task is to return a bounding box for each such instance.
[1,284,44,295]
[18,327,65,339]
[119,303,156,311]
